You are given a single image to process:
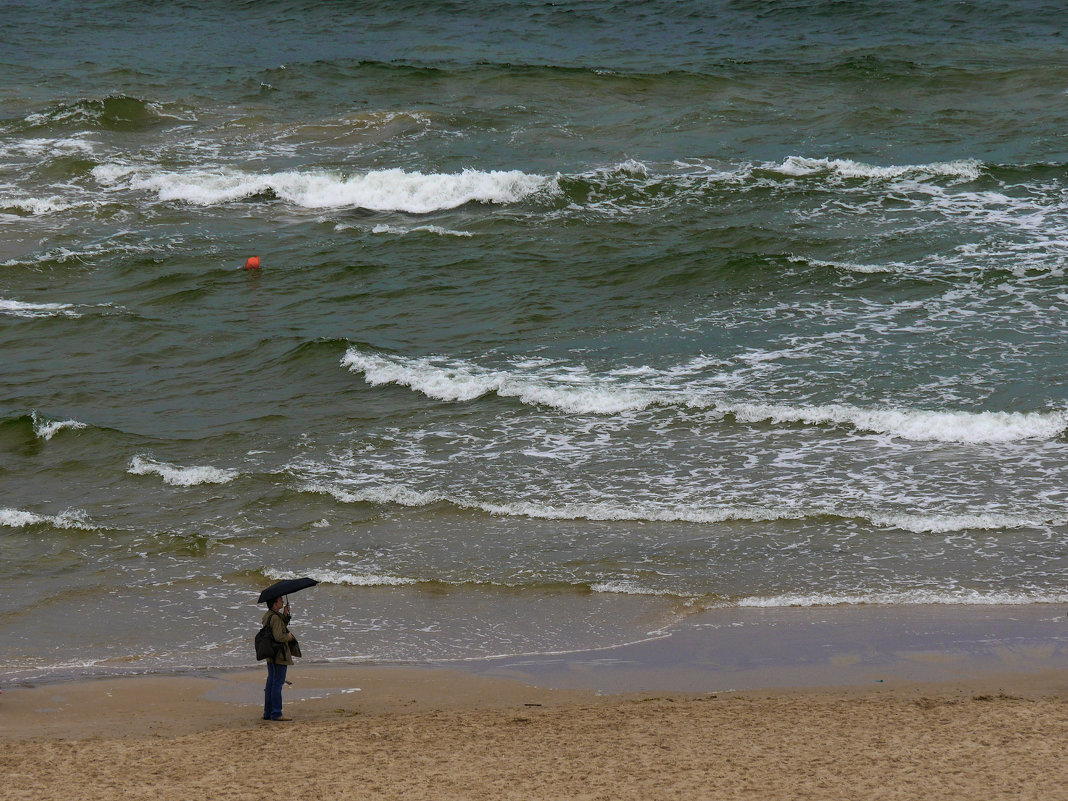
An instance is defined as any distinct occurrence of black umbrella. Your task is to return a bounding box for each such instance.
[258,577,318,604]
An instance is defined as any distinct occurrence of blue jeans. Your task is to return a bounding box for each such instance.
[264,662,288,720]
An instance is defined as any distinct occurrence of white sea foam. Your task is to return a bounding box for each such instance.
[340,349,657,414]
[268,567,1068,606]
[128,455,238,487]
[2,239,166,268]
[30,411,87,440]
[305,481,800,522]
[589,581,681,597]
[91,163,137,185]
[588,159,651,178]
[304,481,1060,534]
[786,254,910,275]
[0,299,79,318]
[94,165,553,213]
[340,348,1068,443]
[868,512,1066,534]
[737,589,1068,607]
[565,155,994,222]
[307,482,443,508]
[266,569,419,587]
[2,197,75,215]
[271,568,672,595]
[369,223,474,237]
[671,155,981,187]
[474,500,805,524]
[0,136,94,158]
[771,156,982,183]
[718,402,1068,444]
[0,507,93,530]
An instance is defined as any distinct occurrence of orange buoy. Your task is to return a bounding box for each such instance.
[244,256,261,270]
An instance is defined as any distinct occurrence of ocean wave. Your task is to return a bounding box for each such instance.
[266,568,418,587]
[558,155,986,212]
[786,254,910,275]
[80,154,1012,224]
[30,411,87,441]
[23,95,192,131]
[266,568,680,597]
[718,403,1068,444]
[868,512,1067,535]
[340,349,657,414]
[0,507,93,530]
[0,135,95,159]
[340,348,1068,443]
[0,298,79,318]
[267,565,1068,607]
[0,196,82,216]
[93,164,553,213]
[769,156,982,183]
[588,581,681,597]
[2,240,168,268]
[305,481,802,523]
[737,589,1068,607]
[368,223,474,237]
[302,482,1061,533]
[128,456,238,487]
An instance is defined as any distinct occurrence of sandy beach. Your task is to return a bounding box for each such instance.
[4,667,1068,801]
[5,606,1067,800]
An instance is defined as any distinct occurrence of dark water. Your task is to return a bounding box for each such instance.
[2,1,1067,681]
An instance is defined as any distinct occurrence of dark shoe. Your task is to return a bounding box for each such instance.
[270,716,293,721]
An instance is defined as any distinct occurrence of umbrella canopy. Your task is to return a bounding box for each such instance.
[258,577,318,604]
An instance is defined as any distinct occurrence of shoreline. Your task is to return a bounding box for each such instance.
[4,603,1066,739]
[7,600,1066,688]
[4,604,1068,800]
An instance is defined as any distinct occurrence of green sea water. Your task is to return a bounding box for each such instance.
[2,1,1067,681]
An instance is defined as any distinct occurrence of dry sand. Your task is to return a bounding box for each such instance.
[4,664,1068,801]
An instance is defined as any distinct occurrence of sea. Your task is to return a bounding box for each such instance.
[2,0,1067,682]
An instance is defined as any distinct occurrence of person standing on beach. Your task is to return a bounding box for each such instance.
[262,596,299,721]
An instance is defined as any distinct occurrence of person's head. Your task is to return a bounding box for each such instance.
[268,596,284,612]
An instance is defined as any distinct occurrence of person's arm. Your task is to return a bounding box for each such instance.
[269,612,293,643]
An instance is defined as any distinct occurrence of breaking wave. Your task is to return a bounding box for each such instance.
[720,403,1068,445]
[0,197,78,216]
[30,411,87,441]
[737,589,1068,607]
[266,568,419,587]
[368,223,474,237]
[266,565,1068,606]
[302,482,1064,534]
[267,568,691,597]
[769,156,982,182]
[340,348,1068,443]
[0,507,94,530]
[92,164,553,213]
[553,155,988,214]
[82,154,1002,220]
[128,456,239,487]
[0,299,80,318]
[22,95,192,131]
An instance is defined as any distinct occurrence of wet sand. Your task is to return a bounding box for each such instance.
[4,605,1068,800]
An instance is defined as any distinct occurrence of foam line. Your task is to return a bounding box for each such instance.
[341,349,1068,443]
[303,482,1064,533]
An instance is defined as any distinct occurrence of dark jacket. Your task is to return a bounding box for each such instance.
[261,610,301,665]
